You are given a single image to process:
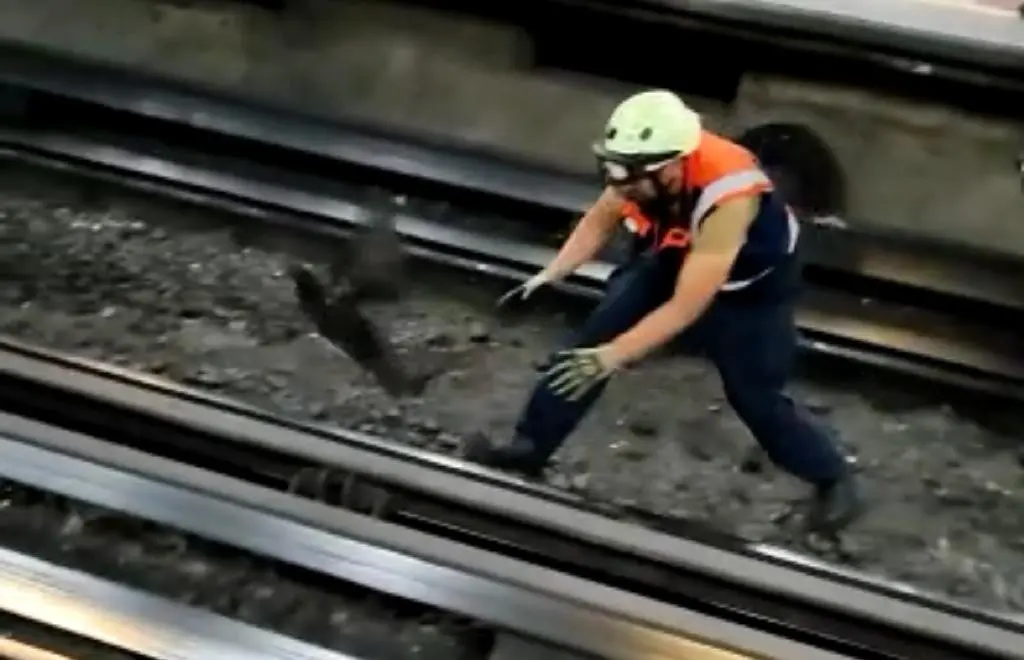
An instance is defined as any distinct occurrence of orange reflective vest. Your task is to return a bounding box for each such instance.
[620,131,775,251]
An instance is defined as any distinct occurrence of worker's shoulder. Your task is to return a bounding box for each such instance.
[690,131,758,183]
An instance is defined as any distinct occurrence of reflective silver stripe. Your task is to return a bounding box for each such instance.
[623,217,641,234]
[722,209,800,291]
[690,169,772,228]
[721,267,773,291]
[786,207,800,253]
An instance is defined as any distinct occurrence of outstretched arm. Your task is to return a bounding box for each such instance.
[542,186,623,280]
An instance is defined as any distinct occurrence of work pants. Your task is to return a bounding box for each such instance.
[514,250,848,485]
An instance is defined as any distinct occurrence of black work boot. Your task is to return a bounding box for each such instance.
[463,433,547,478]
[807,472,865,533]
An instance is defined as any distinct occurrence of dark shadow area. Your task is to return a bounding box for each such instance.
[396,0,1024,117]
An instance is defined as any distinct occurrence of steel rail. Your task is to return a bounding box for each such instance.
[0,547,357,660]
[2,39,1023,315]
[3,127,1022,400]
[0,611,150,660]
[0,414,835,660]
[0,339,984,656]
[0,640,75,660]
[0,340,1018,657]
[0,639,82,660]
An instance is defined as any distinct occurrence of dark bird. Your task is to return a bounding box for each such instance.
[289,209,428,396]
[331,204,406,302]
[289,263,429,397]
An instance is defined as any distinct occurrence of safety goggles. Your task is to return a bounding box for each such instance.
[592,145,680,186]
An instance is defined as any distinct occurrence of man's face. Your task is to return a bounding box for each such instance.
[613,159,684,202]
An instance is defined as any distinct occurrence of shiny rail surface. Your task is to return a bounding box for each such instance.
[0,639,79,660]
[0,546,354,660]
[0,339,1018,658]
[0,414,823,660]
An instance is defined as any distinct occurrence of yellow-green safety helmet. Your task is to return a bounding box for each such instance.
[594,90,702,183]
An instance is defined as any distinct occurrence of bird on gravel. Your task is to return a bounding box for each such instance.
[332,204,407,302]
[288,210,430,397]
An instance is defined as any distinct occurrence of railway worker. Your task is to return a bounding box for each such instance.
[465,89,863,532]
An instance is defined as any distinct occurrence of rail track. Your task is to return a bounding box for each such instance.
[1,37,1024,660]
[0,336,1021,659]
[0,394,871,660]
[0,468,489,660]
[0,533,380,660]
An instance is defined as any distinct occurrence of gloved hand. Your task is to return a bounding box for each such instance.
[545,346,620,401]
[496,270,553,309]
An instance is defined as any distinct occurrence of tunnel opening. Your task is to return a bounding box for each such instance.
[735,122,847,220]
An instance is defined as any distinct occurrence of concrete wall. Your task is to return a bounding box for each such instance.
[0,0,1021,256]
[730,76,1022,253]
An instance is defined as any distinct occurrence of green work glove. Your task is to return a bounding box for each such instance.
[545,346,619,401]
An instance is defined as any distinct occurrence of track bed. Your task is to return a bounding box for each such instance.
[2,165,1023,614]
[0,479,484,660]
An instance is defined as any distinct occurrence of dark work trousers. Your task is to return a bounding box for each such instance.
[514,250,848,486]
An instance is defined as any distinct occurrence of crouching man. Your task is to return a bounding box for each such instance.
[466,90,863,532]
